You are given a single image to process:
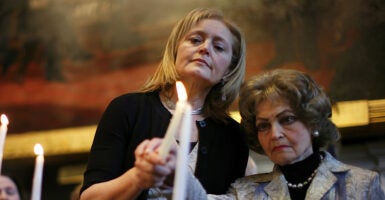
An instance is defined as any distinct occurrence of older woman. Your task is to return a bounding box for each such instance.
[80,8,250,200]
[186,69,385,199]
[0,175,22,200]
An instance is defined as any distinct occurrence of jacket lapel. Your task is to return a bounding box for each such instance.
[264,168,291,200]
[307,152,350,199]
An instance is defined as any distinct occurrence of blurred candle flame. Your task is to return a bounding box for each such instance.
[176,81,187,101]
[34,143,44,156]
[0,114,8,126]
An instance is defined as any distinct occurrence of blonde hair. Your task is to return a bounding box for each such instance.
[141,8,246,122]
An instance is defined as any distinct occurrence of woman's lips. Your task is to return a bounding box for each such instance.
[192,59,210,68]
[272,145,290,152]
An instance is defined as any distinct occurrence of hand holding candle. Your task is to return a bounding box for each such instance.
[157,81,193,200]
[32,143,44,200]
[0,114,9,174]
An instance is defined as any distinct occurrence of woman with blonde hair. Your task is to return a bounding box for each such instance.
[80,8,249,199]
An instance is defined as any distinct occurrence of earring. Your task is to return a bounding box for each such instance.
[313,130,319,137]
[222,94,226,101]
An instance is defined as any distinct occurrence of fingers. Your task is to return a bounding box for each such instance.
[134,153,165,188]
[154,164,172,176]
[136,151,172,176]
[133,138,177,189]
[145,138,163,153]
[165,153,177,171]
[165,142,178,170]
[132,167,166,189]
[135,138,163,163]
[135,139,150,156]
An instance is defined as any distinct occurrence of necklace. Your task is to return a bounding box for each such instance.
[190,107,203,115]
[160,93,203,115]
[285,154,323,189]
[286,168,317,189]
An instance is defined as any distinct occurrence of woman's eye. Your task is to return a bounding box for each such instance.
[189,36,202,44]
[279,115,297,125]
[5,187,17,195]
[256,122,270,132]
[214,44,225,51]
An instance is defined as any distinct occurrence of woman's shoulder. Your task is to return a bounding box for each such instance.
[108,91,159,107]
[343,163,381,181]
[104,91,161,113]
[233,172,274,187]
[322,151,380,180]
[322,152,385,197]
[112,91,158,102]
[228,172,274,198]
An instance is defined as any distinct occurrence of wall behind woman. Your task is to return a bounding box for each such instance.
[1,0,385,133]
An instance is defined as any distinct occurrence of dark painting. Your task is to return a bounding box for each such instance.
[1,0,385,134]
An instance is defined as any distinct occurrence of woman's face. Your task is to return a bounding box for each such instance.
[0,176,20,200]
[256,98,313,166]
[175,19,233,87]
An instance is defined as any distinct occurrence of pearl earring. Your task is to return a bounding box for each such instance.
[313,130,319,137]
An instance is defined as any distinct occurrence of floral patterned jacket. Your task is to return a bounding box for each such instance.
[187,151,385,200]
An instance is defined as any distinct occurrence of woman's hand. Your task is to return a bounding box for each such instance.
[133,138,177,189]
[80,138,177,200]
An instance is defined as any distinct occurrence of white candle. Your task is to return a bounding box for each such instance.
[0,114,9,174]
[159,81,188,159]
[172,103,192,200]
[32,143,44,200]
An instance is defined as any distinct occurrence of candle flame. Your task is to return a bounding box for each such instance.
[176,81,188,101]
[0,114,8,126]
[34,144,44,156]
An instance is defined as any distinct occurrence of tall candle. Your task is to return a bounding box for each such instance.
[32,143,44,200]
[0,114,9,174]
[172,103,192,200]
[159,81,188,159]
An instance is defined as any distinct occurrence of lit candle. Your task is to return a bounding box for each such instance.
[0,114,9,174]
[32,143,44,200]
[159,81,188,159]
[172,103,192,200]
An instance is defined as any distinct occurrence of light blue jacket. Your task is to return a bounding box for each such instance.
[188,151,385,200]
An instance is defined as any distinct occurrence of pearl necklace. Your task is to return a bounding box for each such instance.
[286,168,317,189]
[285,154,323,189]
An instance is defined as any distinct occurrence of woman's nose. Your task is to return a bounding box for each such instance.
[270,123,284,139]
[198,41,210,55]
[0,190,7,199]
